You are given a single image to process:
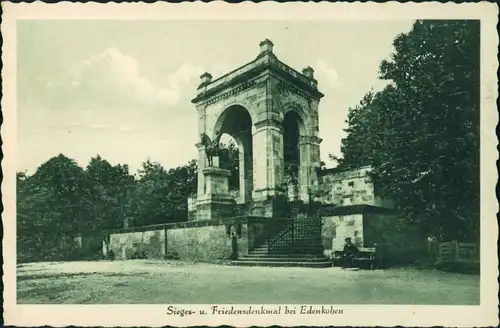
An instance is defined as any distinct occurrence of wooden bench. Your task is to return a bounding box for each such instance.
[332,246,377,270]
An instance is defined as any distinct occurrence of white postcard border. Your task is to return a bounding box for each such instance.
[2,2,498,327]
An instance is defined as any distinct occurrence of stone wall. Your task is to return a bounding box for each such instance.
[247,223,266,250]
[318,166,377,206]
[104,217,269,262]
[166,224,248,261]
[108,229,166,260]
[321,213,364,258]
[319,205,423,263]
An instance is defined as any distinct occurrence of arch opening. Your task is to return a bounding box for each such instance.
[213,105,253,204]
[283,111,303,182]
[283,110,306,201]
[219,133,240,191]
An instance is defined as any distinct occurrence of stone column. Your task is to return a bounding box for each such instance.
[252,121,284,201]
[309,136,322,188]
[244,147,253,203]
[237,145,245,204]
[299,136,311,202]
[187,196,197,221]
[234,133,253,204]
[268,126,284,194]
[196,142,206,197]
[298,135,322,202]
[252,126,267,198]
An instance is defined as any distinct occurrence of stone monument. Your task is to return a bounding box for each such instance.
[191,39,324,219]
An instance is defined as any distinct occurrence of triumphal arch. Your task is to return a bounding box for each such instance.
[191,39,324,220]
[105,40,400,266]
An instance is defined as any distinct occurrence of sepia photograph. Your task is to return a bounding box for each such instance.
[2,2,498,327]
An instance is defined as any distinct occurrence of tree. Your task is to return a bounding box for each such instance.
[331,91,376,169]
[17,154,88,261]
[17,172,57,262]
[335,20,480,241]
[164,159,198,221]
[84,155,136,231]
[129,159,198,226]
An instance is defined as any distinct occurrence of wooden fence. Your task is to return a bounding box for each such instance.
[438,241,479,263]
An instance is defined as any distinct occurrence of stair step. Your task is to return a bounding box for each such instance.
[253,245,322,249]
[243,255,327,259]
[250,249,323,252]
[246,253,324,258]
[252,245,323,249]
[240,257,329,262]
[249,251,324,256]
[232,260,332,268]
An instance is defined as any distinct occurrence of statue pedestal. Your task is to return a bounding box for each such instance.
[203,167,230,194]
[195,167,236,220]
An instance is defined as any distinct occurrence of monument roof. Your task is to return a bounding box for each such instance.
[192,40,324,104]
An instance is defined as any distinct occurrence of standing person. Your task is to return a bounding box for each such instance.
[342,237,358,268]
[231,232,238,260]
[108,249,115,261]
[427,236,438,262]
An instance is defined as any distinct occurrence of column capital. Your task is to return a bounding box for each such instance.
[254,117,282,131]
[298,135,311,146]
[299,135,322,146]
[253,124,283,136]
[312,136,323,144]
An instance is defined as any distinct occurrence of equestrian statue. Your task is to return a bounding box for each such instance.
[200,132,222,167]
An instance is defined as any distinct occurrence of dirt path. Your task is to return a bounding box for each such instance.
[17,260,480,304]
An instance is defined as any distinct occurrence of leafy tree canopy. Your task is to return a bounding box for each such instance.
[17,143,240,262]
[332,20,479,241]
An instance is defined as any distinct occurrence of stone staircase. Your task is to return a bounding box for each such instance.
[232,218,332,268]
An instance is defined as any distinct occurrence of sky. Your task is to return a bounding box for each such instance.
[17,19,415,174]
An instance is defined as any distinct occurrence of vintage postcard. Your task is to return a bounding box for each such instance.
[2,2,499,327]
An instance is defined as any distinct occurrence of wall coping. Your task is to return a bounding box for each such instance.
[101,206,394,236]
[316,164,372,177]
[320,204,398,217]
[102,216,280,235]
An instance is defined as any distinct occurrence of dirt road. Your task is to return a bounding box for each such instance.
[17,260,479,304]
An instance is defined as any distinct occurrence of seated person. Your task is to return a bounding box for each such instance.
[342,237,359,268]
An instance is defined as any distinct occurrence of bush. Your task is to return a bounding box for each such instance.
[66,242,103,261]
[164,252,180,260]
[436,261,480,275]
[131,251,148,259]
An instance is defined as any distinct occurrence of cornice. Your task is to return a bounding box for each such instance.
[192,59,324,105]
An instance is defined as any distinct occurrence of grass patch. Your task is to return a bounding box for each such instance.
[17,285,71,301]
